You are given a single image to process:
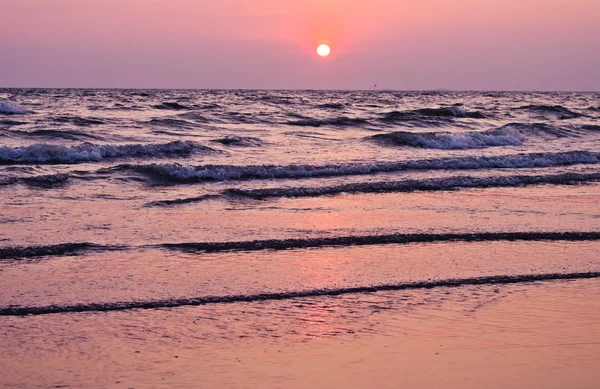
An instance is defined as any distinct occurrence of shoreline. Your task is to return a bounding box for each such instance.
[1,278,598,388]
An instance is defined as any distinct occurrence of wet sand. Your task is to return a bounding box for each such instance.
[1,278,599,388]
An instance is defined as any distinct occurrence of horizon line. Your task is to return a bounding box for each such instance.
[1,87,599,93]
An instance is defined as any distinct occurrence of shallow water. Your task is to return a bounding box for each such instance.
[0,90,599,387]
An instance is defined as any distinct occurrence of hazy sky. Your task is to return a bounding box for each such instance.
[1,0,599,90]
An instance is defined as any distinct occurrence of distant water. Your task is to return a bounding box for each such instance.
[0,89,599,315]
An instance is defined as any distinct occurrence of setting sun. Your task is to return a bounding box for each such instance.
[317,44,331,57]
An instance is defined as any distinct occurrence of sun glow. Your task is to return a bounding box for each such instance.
[317,44,331,57]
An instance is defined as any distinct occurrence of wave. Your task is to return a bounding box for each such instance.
[160,231,600,253]
[145,194,222,207]
[518,104,583,119]
[498,122,573,137]
[415,107,486,118]
[370,122,578,150]
[53,116,105,126]
[88,104,142,111]
[212,136,263,147]
[582,125,600,131]
[379,107,485,124]
[0,176,18,186]
[113,151,600,187]
[1,271,599,316]
[154,102,192,110]
[226,172,600,199]
[3,231,599,260]
[0,119,27,126]
[0,141,213,165]
[0,243,117,260]
[21,173,70,188]
[317,103,347,109]
[9,129,104,141]
[370,129,522,149]
[174,112,212,123]
[285,116,369,127]
[0,173,71,188]
[0,101,25,115]
[148,118,196,128]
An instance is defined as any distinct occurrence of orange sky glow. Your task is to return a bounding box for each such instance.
[1,0,599,89]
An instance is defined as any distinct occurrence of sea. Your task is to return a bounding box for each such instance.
[0,89,599,387]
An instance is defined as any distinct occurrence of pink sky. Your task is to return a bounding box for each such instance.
[1,0,599,90]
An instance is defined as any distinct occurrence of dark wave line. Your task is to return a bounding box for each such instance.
[0,243,122,260]
[517,104,584,119]
[226,172,600,199]
[3,232,600,260]
[2,272,598,316]
[144,194,222,207]
[160,232,600,253]
[0,173,71,188]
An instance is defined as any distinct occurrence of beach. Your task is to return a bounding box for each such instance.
[1,89,599,387]
[1,278,598,388]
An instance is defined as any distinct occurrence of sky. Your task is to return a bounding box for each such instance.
[1,0,599,90]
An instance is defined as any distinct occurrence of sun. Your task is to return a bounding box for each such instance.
[317,44,331,57]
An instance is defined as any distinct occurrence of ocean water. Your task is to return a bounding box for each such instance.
[0,89,600,313]
[1,90,600,387]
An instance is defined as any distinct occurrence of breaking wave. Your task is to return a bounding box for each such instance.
[0,141,214,164]
[111,151,600,186]
[0,101,25,115]
[370,129,522,149]
[370,122,578,149]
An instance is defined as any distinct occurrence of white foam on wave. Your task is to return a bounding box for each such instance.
[416,130,523,149]
[0,101,25,115]
[371,128,524,150]
[117,151,600,183]
[371,121,580,150]
[0,141,212,164]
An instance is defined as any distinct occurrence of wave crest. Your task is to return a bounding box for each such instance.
[370,129,523,149]
[518,104,583,119]
[0,141,213,165]
[212,136,263,147]
[285,116,369,127]
[154,102,192,110]
[0,101,25,115]
[110,151,600,187]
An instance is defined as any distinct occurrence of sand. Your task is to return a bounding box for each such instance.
[1,278,598,388]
